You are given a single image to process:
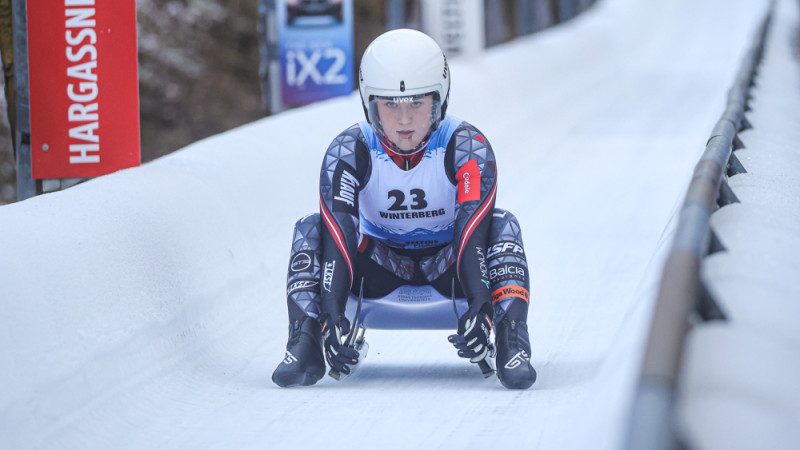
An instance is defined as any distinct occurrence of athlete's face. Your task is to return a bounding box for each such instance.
[377,95,434,151]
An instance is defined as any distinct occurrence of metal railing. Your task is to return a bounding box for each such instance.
[624,5,774,450]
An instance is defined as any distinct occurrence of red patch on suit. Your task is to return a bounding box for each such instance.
[456,158,481,203]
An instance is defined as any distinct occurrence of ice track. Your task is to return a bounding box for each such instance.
[0,0,772,448]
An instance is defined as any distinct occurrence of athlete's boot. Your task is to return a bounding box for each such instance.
[272,316,326,387]
[495,316,537,389]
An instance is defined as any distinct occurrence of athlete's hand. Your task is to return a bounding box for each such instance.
[448,305,493,363]
[322,315,360,376]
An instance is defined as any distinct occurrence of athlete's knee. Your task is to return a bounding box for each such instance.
[287,213,323,319]
[489,208,526,259]
[487,208,529,294]
[290,213,322,250]
[491,208,522,238]
[294,213,321,232]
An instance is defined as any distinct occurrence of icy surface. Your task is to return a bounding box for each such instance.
[0,0,793,448]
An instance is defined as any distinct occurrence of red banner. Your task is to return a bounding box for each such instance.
[28,0,141,179]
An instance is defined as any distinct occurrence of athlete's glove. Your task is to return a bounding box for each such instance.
[448,305,493,362]
[322,315,360,376]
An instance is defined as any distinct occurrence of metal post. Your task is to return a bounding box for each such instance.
[532,0,554,32]
[516,0,533,36]
[422,0,485,57]
[258,0,270,114]
[258,0,284,115]
[485,0,508,46]
[269,0,285,114]
[558,0,576,22]
[578,0,594,13]
[387,0,405,30]
[11,0,35,200]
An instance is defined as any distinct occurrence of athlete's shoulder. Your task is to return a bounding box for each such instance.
[321,123,371,186]
[443,116,496,169]
[324,123,367,160]
[452,119,492,148]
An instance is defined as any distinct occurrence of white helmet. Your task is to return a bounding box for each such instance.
[359,29,450,152]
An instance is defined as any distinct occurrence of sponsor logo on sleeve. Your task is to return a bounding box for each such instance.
[322,260,336,292]
[332,161,359,214]
[487,241,526,260]
[287,279,319,296]
[491,285,530,304]
[488,263,527,283]
[456,158,480,203]
[476,246,490,288]
[290,250,314,273]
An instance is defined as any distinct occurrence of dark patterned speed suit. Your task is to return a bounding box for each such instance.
[284,115,530,329]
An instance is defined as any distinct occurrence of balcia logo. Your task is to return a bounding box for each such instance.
[488,264,525,281]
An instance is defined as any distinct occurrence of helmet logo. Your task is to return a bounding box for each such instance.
[400,80,405,92]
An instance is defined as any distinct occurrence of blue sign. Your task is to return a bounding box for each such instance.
[277,0,354,107]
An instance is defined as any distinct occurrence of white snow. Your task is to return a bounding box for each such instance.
[1,0,795,448]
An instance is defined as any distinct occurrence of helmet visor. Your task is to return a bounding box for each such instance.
[367,92,442,154]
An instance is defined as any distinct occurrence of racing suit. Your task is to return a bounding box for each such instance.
[284,115,530,326]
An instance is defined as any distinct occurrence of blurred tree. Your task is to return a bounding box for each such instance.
[137,0,264,161]
[0,0,14,203]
